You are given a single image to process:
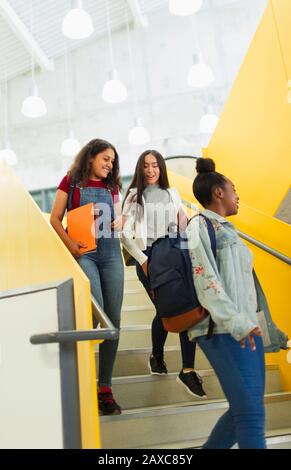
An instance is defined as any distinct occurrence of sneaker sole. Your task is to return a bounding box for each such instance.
[176,376,207,399]
[99,409,122,416]
[147,360,168,376]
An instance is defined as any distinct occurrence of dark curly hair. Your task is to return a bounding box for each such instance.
[193,158,227,206]
[68,138,122,191]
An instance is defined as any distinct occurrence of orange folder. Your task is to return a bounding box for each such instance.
[67,202,96,254]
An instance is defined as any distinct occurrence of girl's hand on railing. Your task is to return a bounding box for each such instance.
[240,326,262,351]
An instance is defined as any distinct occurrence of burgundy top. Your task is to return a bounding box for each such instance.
[58,175,119,210]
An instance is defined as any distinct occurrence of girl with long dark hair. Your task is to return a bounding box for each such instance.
[121,150,206,398]
[50,138,124,415]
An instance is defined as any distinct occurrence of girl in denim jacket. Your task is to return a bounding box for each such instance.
[186,157,266,448]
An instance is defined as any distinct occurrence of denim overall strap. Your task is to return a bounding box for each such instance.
[79,186,115,239]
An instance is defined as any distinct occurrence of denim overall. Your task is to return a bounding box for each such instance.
[77,186,124,388]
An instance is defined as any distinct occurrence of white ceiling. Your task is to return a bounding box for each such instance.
[0,0,250,83]
[0,0,146,82]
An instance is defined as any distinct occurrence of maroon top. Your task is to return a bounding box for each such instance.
[58,175,119,210]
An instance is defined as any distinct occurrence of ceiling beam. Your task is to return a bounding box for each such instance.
[126,0,148,28]
[0,0,54,72]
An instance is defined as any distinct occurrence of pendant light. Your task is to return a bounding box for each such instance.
[21,0,47,118]
[61,130,81,156]
[169,0,203,17]
[102,0,127,104]
[102,69,128,103]
[21,83,47,118]
[60,42,81,157]
[129,118,150,145]
[0,70,17,166]
[200,104,219,134]
[62,0,94,39]
[0,143,17,166]
[187,54,214,88]
[125,6,150,145]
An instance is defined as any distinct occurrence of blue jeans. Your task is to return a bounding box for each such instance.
[197,333,266,449]
[78,237,124,388]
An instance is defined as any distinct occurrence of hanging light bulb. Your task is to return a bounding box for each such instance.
[0,142,18,166]
[128,118,151,145]
[21,84,47,118]
[62,0,94,39]
[102,70,128,104]
[200,105,219,134]
[287,80,291,104]
[169,0,203,16]
[61,130,81,157]
[188,55,214,88]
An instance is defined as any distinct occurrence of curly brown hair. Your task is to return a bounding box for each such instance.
[68,138,122,191]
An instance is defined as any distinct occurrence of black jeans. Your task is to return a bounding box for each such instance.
[136,248,196,369]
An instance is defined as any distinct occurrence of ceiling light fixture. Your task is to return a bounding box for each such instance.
[169,0,203,17]
[102,0,127,103]
[21,0,47,118]
[60,43,81,156]
[199,105,219,134]
[0,64,17,166]
[188,54,214,88]
[128,118,150,145]
[62,0,94,39]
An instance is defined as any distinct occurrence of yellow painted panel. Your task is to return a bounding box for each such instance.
[205,0,291,216]
[0,162,100,448]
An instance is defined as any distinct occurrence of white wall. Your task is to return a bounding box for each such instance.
[1,0,267,190]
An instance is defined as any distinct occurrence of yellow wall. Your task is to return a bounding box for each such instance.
[200,0,291,388]
[205,0,291,216]
[0,162,100,448]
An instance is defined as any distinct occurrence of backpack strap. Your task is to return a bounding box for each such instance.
[67,178,78,211]
[199,214,216,259]
[197,214,217,340]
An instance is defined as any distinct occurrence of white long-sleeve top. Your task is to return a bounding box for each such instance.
[121,187,183,265]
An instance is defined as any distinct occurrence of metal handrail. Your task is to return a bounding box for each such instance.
[237,230,291,265]
[183,201,291,266]
[30,295,119,345]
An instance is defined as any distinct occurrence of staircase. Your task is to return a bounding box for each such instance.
[96,266,291,449]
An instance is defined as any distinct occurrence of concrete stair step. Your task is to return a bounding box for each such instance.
[108,365,281,409]
[99,392,291,449]
[121,305,155,326]
[122,291,153,308]
[124,266,139,281]
[95,346,211,376]
[124,279,142,290]
[135,428,291,449]
[118,325,180,349]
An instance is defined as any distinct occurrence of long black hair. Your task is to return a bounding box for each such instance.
[123,150,169,209]
[193,158,227,206]
[68,138,122,191]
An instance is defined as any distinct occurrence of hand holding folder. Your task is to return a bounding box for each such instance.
[67,202,96,254]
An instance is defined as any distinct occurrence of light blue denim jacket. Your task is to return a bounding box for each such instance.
[186,210,260,342]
